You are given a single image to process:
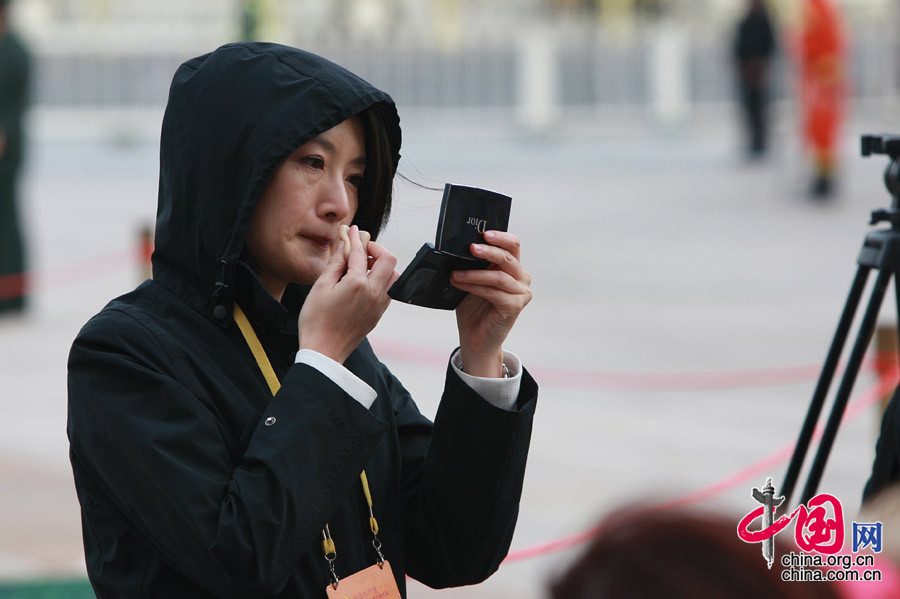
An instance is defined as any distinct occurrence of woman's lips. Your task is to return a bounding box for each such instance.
[303,235,332,250]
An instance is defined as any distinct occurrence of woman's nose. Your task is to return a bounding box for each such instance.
[319,175,352,220]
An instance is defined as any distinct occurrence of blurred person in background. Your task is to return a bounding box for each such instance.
[239,0,260,41]
[794,0,846,199]
[547,505,839,599]
[860,484,900,563]
[863,386,900,504]
[0,0,30,315]
[733,0,777,158]
[66,42,537,598]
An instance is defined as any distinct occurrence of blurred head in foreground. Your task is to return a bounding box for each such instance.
[548,505,836,599]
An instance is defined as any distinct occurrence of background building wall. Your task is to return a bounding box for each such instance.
[8,0,898,139]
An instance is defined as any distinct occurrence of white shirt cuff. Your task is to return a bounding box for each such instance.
[451,349,523,411]
[295,349,378,409]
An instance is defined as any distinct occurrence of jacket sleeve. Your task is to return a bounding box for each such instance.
[387,358,538,588]
[67,307,389,598]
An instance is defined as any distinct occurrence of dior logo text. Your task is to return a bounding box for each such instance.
[466,217,488,234]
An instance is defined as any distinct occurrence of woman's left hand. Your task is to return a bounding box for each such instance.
[450,230,532,378]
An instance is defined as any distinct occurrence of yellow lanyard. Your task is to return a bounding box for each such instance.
[233,303,384,585]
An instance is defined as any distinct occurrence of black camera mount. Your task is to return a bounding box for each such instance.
[781,134,900,510]
[863,134,900,228]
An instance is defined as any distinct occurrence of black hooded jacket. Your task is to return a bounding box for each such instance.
[67,42,537,598]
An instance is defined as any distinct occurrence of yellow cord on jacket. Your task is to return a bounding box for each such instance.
[233,302,380,558]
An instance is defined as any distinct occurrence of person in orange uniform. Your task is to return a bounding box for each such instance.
[797,0,846,198]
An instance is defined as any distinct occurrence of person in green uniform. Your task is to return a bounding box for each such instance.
[0,0,30,315]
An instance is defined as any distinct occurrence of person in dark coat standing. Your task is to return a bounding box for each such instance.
[0,0,30,314]
[67,42,537,598]
[863,386,900,504]
[733,0,777,157]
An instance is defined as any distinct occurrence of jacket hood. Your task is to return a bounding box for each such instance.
[151,42,401,325]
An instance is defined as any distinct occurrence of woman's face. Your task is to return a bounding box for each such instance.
[246,116,365,299]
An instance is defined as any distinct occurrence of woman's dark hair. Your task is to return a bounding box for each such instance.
[352,102,397,241]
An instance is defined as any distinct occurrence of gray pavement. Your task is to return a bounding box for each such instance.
[2,108,899,596]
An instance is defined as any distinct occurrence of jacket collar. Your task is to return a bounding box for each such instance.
[233,262,310,350]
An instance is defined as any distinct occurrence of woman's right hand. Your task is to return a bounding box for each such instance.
[297,225,399,363]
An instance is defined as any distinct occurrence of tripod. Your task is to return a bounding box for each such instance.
[780,134,900,510]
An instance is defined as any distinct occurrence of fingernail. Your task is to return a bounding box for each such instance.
[484,230,495,239]
[453,270,466,279]
[471,244,484,253]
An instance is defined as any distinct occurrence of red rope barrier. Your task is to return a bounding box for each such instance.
[0,271,27,302]
[0,248,139,301]
[370,336,900,392]
[4,247,897,392]
[501,372,899,564]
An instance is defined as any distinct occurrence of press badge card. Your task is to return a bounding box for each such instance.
[325,561,401,599]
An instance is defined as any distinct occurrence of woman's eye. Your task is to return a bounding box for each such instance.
[347,174,363,189]
[301,156,324,169]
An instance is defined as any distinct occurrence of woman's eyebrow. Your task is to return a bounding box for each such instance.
[309,135,366,165]
[309,135,336,153]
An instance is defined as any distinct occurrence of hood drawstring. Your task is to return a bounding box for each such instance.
[211,260,233,324]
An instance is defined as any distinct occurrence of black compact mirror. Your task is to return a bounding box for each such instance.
[388,184,512,310]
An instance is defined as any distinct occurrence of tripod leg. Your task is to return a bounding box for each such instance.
[780,266,870,509]
[799,268,893,505]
